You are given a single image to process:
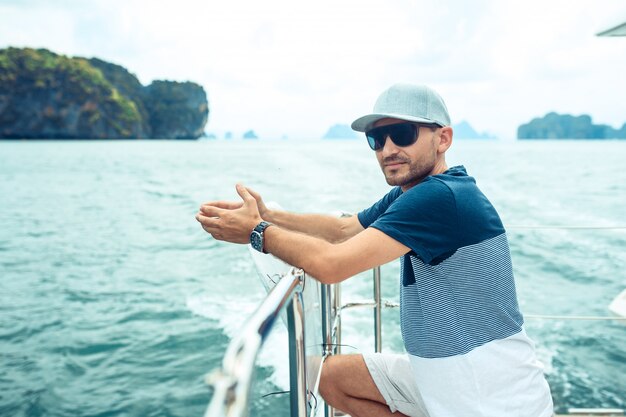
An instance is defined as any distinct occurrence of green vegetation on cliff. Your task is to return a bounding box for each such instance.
[88,57,151,136]
[144,81,209,139]
[518,112,626,140]
[0,47,208,139]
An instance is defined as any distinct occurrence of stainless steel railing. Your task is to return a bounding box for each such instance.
[203,264,395,417]
[204,267,308,417]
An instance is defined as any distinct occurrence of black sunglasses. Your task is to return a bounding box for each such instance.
[365,122,439,151]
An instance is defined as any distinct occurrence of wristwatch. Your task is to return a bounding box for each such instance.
[250,221,273,253]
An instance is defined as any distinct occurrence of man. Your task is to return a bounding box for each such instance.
[196,84,553,417]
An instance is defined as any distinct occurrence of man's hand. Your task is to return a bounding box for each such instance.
[199,186,269,218]
[245,187,269,218]
[196,184,263,244]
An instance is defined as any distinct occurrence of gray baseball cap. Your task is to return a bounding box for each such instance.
[351,83,451,132]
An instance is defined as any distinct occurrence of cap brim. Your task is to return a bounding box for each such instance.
[351,113,440,132]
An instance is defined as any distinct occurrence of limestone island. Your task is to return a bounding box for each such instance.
[322,124,358,139]
[452,121,495,139]
[518,112,626,140]
[242,130,258,139]
[0,47,208,139]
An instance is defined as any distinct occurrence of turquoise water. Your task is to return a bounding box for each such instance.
[0,139,625,416]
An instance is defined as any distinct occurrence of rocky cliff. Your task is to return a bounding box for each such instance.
[0,47,208,139]
[518,112,626,140]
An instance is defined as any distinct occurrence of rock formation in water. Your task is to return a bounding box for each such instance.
[518,112,626,140]
[0,47,208,139]
[322,124,358,139]
[452,121,495,139]
[242,130,258,139]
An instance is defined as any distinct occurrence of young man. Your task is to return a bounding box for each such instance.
[196,84,554,417]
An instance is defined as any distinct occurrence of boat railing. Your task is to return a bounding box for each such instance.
[203,264,397,417]
[204,267,309,417]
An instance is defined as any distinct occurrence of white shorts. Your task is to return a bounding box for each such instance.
[363,353,429,417]
[363,330,554,417]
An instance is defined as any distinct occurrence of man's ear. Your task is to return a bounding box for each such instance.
[437,126,453,152]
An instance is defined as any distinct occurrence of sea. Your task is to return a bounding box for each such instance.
[0,139,625,417]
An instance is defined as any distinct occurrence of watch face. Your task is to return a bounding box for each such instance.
[250,231,263,251]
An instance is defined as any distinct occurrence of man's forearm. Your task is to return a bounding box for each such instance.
[261,222,404,285]
[263,225,347,283]
[263,209,361,243]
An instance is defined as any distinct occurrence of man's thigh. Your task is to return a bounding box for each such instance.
[320,354,386,403]
[321,353,429,417]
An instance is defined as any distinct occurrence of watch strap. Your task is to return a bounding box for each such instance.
[254,221,272,234]
[251,221,273,253]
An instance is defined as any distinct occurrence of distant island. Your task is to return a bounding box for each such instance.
[0,47,208,139]
[242,130,258,139]
[452,121,495,139]
[323,124,358,139]
[518,112,626,140]
[322,121,492,140]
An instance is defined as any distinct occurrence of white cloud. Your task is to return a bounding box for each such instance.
[1,0,625,139]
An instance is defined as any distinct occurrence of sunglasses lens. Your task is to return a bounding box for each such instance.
[366,133,382,150]
[390,124,417,146]
[365,123,418,150]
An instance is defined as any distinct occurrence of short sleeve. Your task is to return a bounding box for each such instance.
[369,179,460,264]
[357,187,402,228]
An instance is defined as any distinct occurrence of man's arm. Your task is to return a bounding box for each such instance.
[262,225,409,284]
[196,184,409,283]
[263,210,363,243]
[201,186,364,243]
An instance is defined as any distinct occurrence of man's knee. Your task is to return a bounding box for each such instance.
[319,355,338,400]
[319,354,364,402]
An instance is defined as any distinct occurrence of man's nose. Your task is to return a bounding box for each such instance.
[380,135,400,156]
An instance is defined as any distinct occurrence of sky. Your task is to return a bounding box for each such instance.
[1,0,625,140]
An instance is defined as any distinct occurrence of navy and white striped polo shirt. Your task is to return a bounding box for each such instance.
[358,165,524,359]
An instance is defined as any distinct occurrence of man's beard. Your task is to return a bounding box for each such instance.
[381,156,434,188]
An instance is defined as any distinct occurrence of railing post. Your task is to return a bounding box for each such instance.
[321,283,335,417]
[321,283,333,356]
[373,266,382,353]
[287,273,308,417]
[334,283,342,355]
